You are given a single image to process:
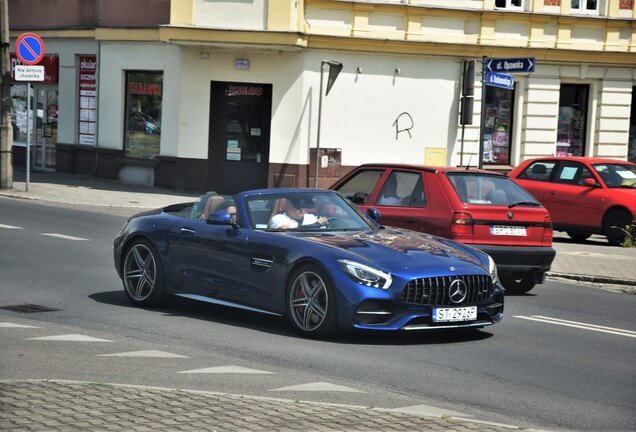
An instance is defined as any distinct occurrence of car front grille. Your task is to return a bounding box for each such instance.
[401,275,493,306]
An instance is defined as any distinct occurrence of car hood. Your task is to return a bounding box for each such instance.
[289,228,485,271]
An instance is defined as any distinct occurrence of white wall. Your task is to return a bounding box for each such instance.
[194,0,266,29]
[97,42,181,154]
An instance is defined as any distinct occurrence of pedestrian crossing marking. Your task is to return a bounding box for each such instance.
[98,350,189,358]
[178,365,274,374]
[26,334,112,342]
[271,382,364,393]
[41,233,89,241]
[0,322,40,328]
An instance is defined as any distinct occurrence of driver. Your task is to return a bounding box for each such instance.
[268,197,328,229]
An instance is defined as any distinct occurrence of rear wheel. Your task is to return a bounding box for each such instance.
[567,232,591,242]
[122,239,167,307]
[500,273,536,295]
[286,264,338,338]
[603,209,632,246]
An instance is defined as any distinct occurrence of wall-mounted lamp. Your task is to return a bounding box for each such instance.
[200,52,209,60]
[356,67,363,74]
[395,67,401,75]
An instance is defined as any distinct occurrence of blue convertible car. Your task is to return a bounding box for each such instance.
[114,189,504,338]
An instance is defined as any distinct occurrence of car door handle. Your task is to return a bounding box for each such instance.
[180,227,196,235]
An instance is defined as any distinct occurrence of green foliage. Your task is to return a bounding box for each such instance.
[614,220,636,248]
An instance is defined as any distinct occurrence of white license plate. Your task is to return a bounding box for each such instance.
[433,306,477,323]
[491,225,526,236]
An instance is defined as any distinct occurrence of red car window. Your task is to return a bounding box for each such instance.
[376,171,425,208]
[335,169,384,204]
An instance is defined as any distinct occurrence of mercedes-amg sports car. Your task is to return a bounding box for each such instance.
[114,189,504,338]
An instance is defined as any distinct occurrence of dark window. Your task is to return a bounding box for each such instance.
[554,161,594,186]
[517,161,557,182]
[124,71,163,159]
[447,173,537,206]
[557,84,588,157]
[335,169,384,204]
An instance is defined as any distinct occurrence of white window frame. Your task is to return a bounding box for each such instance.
[571,0,602,16]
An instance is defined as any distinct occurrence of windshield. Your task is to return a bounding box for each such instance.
[446,173,540,206]
[592,163,636,188]
[245,191,377,231]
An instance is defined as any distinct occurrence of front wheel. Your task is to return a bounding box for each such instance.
[122,239,167,307]
[286,264,338,338]
[500,273,536,295]
[603,209,632,246]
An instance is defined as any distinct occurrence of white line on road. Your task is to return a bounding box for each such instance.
[514,315,636,338]
[0,224,23,229]
[41,233,89,241]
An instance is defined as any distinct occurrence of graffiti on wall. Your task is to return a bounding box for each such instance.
[393,112,414,139]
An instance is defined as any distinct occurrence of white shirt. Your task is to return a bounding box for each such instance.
[268,212,319,229]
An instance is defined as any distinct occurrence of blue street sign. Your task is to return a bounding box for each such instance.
[485,57,535,74]
[15,33,45,65]
[486,72,515,89]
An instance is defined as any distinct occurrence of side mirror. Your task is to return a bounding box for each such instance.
[583,178,599,188]
[367,208,381,221]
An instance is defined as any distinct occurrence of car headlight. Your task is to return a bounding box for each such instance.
[488,255,498,282]
[338,259,392,289]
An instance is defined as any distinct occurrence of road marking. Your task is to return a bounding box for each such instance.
[0,322,40,328]
[41,233,89,241]
[0,224,23,229]
[514,315,636,338]
[26,334,112,342]
[98,350,189,358]
[271,382,364,393]
[178,365,274,374]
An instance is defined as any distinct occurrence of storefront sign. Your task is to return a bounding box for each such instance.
[128,82,162,96]
[227,86,263,96]
[78,55,97,146]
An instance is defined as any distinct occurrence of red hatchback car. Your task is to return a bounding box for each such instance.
[330,164,555,294]
[508,157,636,245]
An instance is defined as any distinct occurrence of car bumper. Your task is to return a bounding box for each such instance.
[471,245,556,273]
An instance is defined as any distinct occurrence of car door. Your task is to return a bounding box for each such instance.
[542,160,605,228]
[368,169,432,233]
[168,218,250,302]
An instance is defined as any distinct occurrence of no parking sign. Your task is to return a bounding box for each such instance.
[15,33,45,65]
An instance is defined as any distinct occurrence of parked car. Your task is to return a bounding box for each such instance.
[330,164,555,294]
[508,157,636,245]
[114,189,504,338]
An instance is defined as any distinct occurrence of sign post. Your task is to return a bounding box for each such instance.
[15,33,45,191]
[478,56,535,169]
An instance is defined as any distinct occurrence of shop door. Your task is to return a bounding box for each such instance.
[32,86,58,171]
[208,82,271,194]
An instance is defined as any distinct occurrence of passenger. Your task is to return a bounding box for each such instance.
[377,176,402,205]
[268,197,328,229]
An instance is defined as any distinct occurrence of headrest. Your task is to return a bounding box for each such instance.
[531,164,547,175]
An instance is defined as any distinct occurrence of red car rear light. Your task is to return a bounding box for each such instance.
[450,212,474,236]
[543,215,553,245]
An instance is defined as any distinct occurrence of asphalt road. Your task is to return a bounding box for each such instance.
[1,197,635,431]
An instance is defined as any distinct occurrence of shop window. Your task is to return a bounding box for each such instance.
[483,86,515,165]
[124,71,163,159]
[10,84,31,144]
[557,84,588,157]
[571,0,601,14]
[495,0,523,9]
[629,87,636,163]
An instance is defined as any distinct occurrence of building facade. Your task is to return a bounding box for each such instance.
[8,0,636,193]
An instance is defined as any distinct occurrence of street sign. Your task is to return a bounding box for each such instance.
[486,72,514,89]
[14,65,45,82]
[485,57,535,74]
[15,33,46,65]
